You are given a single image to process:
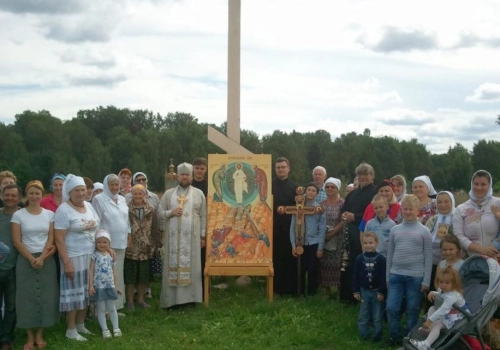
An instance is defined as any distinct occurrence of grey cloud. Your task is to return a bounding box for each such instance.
[466,83,500,103]
[360,27,438,53]
[451,32,500,49]
[67,75,126,87]
[0,0,85,14]
[61,50,116,69]
[44,19,114,43]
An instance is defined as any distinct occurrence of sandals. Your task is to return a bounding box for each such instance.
[36,341,47,349]
[102,330,112,339]
[113,329,122,337]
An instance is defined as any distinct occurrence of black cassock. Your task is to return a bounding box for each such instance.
[272,177,298,295]
[339,183,377,303]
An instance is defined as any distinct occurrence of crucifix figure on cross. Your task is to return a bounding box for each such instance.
[177,195,187,209]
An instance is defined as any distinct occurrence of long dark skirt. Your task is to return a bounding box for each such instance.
[16,253,59,328]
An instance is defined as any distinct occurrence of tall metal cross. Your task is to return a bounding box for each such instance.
[207,0,251,154]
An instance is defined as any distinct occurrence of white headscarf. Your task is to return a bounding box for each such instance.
[413,175,437,197]
[469,170,493,204]
[132,172,147,184]
[92,182,104,193]
[62,174,86,202]
[96,229,112,244]
[391,174,407,202]
[324,177,341,192]
[103,174,120,200]
[430,191,456,241]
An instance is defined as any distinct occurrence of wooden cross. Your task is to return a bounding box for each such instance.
[177,195,187,209]
[277,187,323,255]
[207,0,251,154]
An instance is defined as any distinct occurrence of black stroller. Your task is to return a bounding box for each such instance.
[402,255,500,350]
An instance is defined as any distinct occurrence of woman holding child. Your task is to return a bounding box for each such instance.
[425,191,456,285]
[318,177,344,297]
[453,170,500,258]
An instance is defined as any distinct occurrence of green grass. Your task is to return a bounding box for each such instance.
[13,277,394,350]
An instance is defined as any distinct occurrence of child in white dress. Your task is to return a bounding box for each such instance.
[410,266,469,350]
[89,230,122,338]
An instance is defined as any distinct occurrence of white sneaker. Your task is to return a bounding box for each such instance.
[102,329,112,339]
[410,339,429,350]
[113,328,122,337]
[66,330,87,342]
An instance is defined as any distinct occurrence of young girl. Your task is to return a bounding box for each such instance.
[438,235,464,273]
[410,266,469,350]
[89,230,122,338]
[290,182,326,296]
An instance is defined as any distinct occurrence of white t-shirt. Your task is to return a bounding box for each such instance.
[54,202,99,258]
[91,194,130,249]
[11,208,54,254]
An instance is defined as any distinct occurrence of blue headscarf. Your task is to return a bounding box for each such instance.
[49,173,66,192]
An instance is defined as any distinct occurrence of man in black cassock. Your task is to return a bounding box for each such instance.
[272,157,298,295]
[339,162,377,303]
[191,157,208,295]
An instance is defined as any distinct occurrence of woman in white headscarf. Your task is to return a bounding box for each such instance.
[453,170,500,258]
[390,174,407,203]
[412,175,438,225]
[92,174,130,311]
[425,191,456,287]
[54,174,100,341]
[318,177,345,298]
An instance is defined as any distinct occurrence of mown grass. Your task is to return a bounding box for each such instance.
[13,277,395,350]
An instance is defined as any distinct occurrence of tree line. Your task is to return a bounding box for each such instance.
[0,106,498,194]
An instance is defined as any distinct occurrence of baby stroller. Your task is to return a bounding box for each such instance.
[402,255,500,350]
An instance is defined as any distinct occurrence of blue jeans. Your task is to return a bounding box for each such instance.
[0,267,16,344]
[358,289,383,341]
[386,273,423,340]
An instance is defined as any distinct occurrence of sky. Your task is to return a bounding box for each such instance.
[0,0,500,154]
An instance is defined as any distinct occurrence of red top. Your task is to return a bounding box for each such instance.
[40,194,59,213]
[359,202,401,231]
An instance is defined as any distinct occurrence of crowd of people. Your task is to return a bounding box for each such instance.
[0,157,499,350]
[272,160,500,349]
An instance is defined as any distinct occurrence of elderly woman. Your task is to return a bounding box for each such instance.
[390,174,407,203]
[124,184,161,309]
[397,175,437,225]
[0,171,24,209]
[319,177,345,298]
[453,170,500,258]
[339,163,377,303]
[118,168,132,196]
[92,174,130,311]
[55,174,99,341]
[40,173,66,213]
[92,182,104,200]
[11,181,58,349]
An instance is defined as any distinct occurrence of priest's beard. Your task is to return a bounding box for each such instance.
[179,179,192,188]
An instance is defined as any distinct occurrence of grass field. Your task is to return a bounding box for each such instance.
[12,277,397,350]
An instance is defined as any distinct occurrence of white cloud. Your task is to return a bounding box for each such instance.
[0,0,500,156]
[466,83,500,103]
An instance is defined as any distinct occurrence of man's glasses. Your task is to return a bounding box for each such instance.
[325,185,337,189]
[135,178,147,183]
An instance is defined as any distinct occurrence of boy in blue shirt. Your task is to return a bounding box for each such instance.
[352,232,386,343]
[364,194,396,256]
[290,182,326,296]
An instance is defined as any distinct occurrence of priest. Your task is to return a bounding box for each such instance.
[158,163,207,308]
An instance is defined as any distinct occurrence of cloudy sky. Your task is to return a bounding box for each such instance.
[1,0,500,154]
